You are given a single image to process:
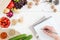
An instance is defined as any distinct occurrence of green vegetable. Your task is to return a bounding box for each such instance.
[24,35,33,40]
[9,34,33,40]
[21,37,27,40]
[14,0,20,2]
[9,34,27,40]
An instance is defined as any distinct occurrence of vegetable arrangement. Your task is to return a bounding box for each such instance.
[0,29,33,40]
[4,0,27,18]
[9,34,33,40]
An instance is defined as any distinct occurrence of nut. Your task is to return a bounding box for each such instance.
[9,29,15,36]
[17,17,23,23]
[51,5,55,9]
[11,19,17,25]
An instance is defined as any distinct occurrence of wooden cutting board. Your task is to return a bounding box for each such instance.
[0,0,11,12]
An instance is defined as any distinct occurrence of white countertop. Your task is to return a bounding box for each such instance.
[0,0,60,40]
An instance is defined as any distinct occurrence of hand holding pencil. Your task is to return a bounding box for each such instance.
[42,25,60,40]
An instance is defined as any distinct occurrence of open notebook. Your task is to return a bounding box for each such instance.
[0,0,11,12]
[33,16,60,40]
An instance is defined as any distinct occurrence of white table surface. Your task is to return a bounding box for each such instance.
[0,0,60,40]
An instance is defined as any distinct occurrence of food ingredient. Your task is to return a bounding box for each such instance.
[0,32,8,39]
[9,34,32,40]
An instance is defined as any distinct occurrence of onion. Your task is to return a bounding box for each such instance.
[6,11,13,18]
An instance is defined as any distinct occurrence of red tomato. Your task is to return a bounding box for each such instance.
[0,18,1,25]
[0,17,10,28]
[7,1,14,9]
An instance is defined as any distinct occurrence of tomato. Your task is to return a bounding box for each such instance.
[7,1,14,9]
[0,18,1,25]
[0,17,10,28]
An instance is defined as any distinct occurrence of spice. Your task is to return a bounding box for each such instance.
[17,17,23,23]
[53,8,57,12]
[0,32,8,39]
[51,5,55,9]
[11,19,17,25]
[9,29,15,36]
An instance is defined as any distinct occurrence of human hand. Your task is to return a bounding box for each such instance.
[43,25,59,39]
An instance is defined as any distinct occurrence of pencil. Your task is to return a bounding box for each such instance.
[41,29,58,34]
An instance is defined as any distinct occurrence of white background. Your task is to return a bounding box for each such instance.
[0,0,60,40]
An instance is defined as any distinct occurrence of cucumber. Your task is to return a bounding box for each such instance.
[16,36,27,40]
[24,35,33,40]
[9,34,27,40]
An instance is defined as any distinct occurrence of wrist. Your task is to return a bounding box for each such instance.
[55,35,60,40]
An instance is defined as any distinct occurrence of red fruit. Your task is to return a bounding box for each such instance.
[0,19,1,25]
[7,1,14,9]
[0,17,10,28]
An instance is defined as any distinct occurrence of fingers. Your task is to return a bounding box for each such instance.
[43,25,55,32]
[42,25,59,38]
[43,25,55,33]
[43,29,52,36]
[43,26,53,35]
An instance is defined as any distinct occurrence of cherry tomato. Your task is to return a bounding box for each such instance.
[0,17,10,28]
[7,1,14,9]
[0,18,1,25]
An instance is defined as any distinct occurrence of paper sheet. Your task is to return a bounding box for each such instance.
[34,17,60,40]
